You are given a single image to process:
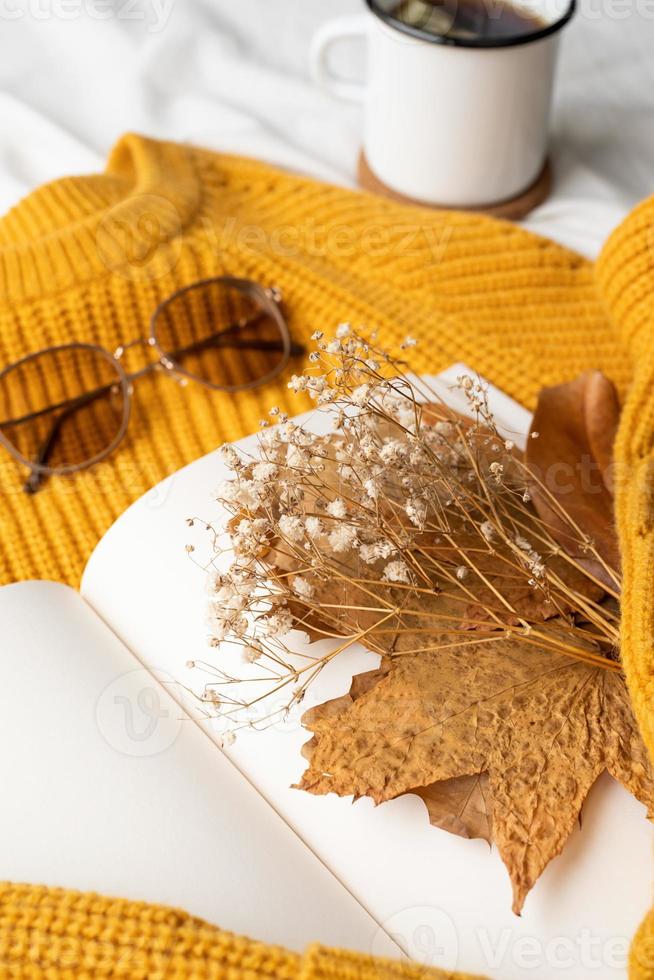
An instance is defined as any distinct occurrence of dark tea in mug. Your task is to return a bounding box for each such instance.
[387,0,545,41]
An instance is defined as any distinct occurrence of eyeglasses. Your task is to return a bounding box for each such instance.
[0,276,304,494]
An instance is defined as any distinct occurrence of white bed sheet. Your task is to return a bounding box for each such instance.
[0,1,652,255]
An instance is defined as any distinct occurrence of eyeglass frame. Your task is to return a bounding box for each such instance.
[0,276,304,493]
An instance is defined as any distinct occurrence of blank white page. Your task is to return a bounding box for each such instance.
[82,368,654,980]
[0,580,396,956]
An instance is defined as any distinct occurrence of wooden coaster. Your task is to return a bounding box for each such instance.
[358,151,552,221]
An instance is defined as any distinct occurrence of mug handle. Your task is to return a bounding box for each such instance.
[309,15,368,104]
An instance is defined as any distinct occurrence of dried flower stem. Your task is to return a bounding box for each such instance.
[191,328,621,738]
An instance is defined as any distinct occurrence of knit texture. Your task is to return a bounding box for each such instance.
[0,133,627,586]
[630,905,654,979]
[0,883,482,980]
[2,137,654,977]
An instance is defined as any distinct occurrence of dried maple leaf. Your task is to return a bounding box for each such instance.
[302,663,494,842]
[299,608,654,914]
[525,372,621,591]
[413,775,492,843]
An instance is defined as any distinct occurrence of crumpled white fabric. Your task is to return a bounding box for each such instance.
[0,0,652,259]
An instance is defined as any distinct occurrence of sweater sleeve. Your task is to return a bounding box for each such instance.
[0,881,486,980]
[596,194,654,980]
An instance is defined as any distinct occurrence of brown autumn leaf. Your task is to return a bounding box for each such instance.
[301,660,493,841]
[298,600,654,914]
[414,774,492,843]
[301,661,493,842]
[301,665,389,762]
[525,372,621,591]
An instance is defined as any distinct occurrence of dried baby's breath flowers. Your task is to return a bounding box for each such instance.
[190,329,620,738]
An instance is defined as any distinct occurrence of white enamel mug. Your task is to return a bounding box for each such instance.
[310,0,575,208]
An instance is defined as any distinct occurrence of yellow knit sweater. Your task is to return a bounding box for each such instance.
[0,134,626,585]
[0,883,481,980]
[1,135,653,977]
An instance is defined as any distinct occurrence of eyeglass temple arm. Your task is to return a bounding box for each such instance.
[23,388,100,494]
[171,322,305,361]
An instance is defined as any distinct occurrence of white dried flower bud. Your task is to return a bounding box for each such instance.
[480,521,495,542]
[363,478,379,500]
[252,461,278,482]
[286,444,311,470]
[383,560,411,584]
[241,643,263,664]
[405,498,427,528]
[278,515,305,543]
[360,540,396,564]
[351,383,371,407]
[259,607,294,638]
[359,544,378,564]
[219,444,242,470]
[214,481,235,504]
[306,379,329,403]
[328,524,358,554]
[380,439,406,464]
[226,479,261,510]
[456,566,469,581]
[327,498,347,519]
[293,576,315,600]
[305,517,323,539]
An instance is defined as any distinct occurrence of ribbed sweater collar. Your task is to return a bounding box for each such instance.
[0,133,201,306]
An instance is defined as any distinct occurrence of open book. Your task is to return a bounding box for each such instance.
[2,366,652,980]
